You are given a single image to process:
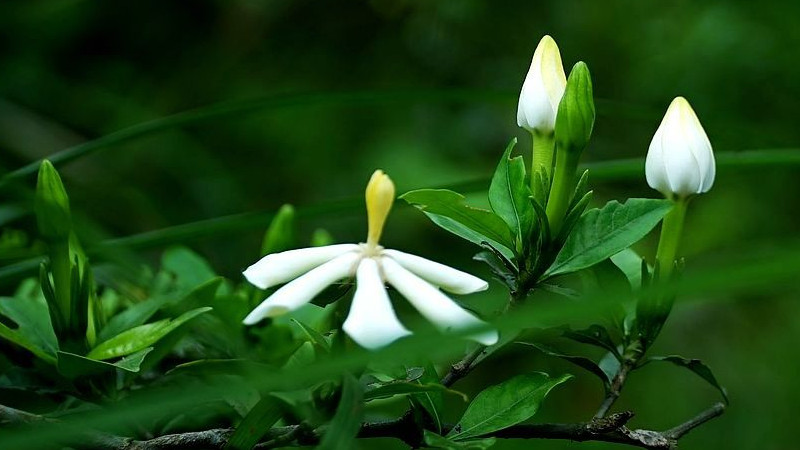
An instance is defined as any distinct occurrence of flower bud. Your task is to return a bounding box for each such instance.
[365,169,395,247]
[35,160,72,241]
[645,97,715,198]
[554,62,595,156]
[517,35,567,133]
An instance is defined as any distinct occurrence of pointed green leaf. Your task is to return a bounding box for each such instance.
[401,189,515,254]
[226,394,284,450]
[261,204,295,256]
[56,347,153,378]
[291,319,331,354]
[561,324,621,360]
[411,363,445,433]
[98,278,222,342]
[546,199,672,277]
[489,138,533,249]
[447,372,572,440]
[424,430,496,450]
[0,289,58,364]
[641,355,728,403]
[519,343,610,389]
[316,374,363,450]
[87,307,211,360]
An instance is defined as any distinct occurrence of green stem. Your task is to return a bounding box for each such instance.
[531,130,555,190]
[655,198,689,280]
[50,240,72,329]
[545,148,580,236]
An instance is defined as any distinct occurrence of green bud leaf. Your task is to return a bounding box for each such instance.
[554,62,595,155]
[261,204,295,256]
[34,161,72,241]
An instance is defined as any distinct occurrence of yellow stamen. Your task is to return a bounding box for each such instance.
[365,170,395,247]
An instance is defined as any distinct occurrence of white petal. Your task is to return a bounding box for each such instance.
[342,258,412,349]
[383,249,488,295]
[243,252,360,325]
[381,257,498,346]
[242,244,359,289]
[517,35,567,133]
[645,97,715,197]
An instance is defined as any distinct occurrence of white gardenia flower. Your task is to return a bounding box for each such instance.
[646,97,716,198]
[517,35,567,134]
[242,170,499,350]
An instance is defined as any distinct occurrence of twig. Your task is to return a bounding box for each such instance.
[439,345,487,387]
[664,402,726,440]
[0,403,725,450]
[595,358,636,418]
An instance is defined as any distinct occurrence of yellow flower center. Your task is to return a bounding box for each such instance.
[365,169,395,248]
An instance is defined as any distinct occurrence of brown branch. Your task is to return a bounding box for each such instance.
[439,345,487,387]
[595,358,636,418]
[0,403,725,450]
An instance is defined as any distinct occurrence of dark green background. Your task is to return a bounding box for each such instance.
[1,1,798,448]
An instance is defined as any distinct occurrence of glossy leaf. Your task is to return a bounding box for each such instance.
[291,319,331,354]
[561,325,621,360]
[520,343,610,389]
[641,355,729,403]
[56,348,153,378]
[0,285,58,364]
[546,198,672,277]
[488,138,533,248]
[365,380,466,402]
[411,363,445,433]
[424,430,496,450]
[401,189,515,253]
[316,374,363,450]
[226,394,284,450]
[87,307,211,360]
[447,372,572,440]
[98,278,222,342]
[260,204,295,256]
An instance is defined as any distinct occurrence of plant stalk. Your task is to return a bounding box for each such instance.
[655,197,689,280]
[545,147,580,236]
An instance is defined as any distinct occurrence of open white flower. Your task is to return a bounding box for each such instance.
[645,97,715,198]
[517,35,567,134]
[242,170,499,349]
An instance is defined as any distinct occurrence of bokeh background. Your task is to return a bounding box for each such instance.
[1,1,799,448]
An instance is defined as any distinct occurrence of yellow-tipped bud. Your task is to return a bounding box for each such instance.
[365,170,395,247]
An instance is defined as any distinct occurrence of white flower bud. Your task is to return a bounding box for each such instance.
[645,97,716,198]
[517,35,567,133]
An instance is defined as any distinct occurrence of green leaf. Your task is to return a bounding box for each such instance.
[98,278,221,342]
[641,355,729,403]
[291,319,331,354]
[316,374,364,450]
[226,395,284,450]
[0,287,58,364]
[546,198,672,277]
[87,307,211,360]
[519,343,610,389]
[162,246,217,290]
[610,248,646,290]
[56,348,153,378]
[401,189,515,253]
[561,325,621,361]
[261,204,295,256]
[488,138,533,249]
[447,372,572,440]
[364,380,466,402]
[411,363,445,433]
[424,430,496,450]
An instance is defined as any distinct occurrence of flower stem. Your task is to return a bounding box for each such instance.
[531,130,555,191]
[50,240,72,328]
[545,147,579,236]
[655,197,689,280]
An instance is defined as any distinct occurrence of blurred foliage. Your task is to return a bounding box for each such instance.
[0,1,799,449]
